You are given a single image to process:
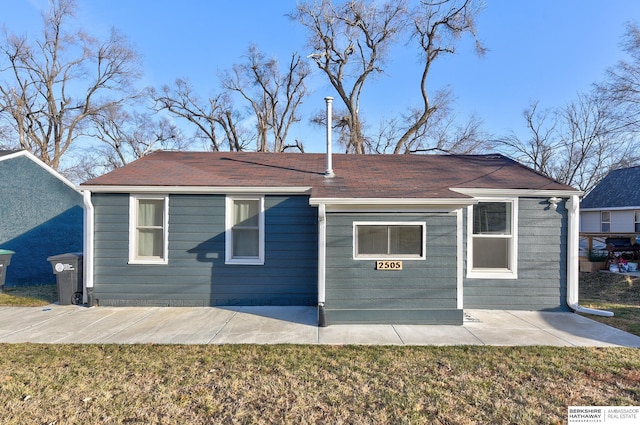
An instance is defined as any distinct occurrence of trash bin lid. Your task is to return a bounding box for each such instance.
[0,249,15,255]
[47,252,83,261]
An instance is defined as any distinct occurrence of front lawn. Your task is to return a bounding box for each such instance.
[0,276,638,423]
[0,344,638,424]
[579,271,640,336]
[0,284,56,307]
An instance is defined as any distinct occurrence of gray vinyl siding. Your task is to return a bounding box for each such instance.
[92,194,317,306]
[463,198,568,310]
[324,212,462,325]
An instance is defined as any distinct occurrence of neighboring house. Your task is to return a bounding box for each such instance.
[79,151,581,325]
[0,150,84,285]
[581,166,640,235]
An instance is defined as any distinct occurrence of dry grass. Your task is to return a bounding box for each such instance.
[0,278,638,423]
[0,344,638,424]
[0,285,56,307]
[579,272,640,336]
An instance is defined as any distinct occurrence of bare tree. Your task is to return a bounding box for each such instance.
[392,0,486,154]
[149,79,250,151]
[89,106,185,170]
[0,0,141,170]
[499,101,558,177]
[500,22,640,193]
[291,0,408,153]
[372,91,489,154]
[222,45,311,152]
[555,93,639,192]
[598,22,640,137]
[600,23,640,108]
[499,94,639,193]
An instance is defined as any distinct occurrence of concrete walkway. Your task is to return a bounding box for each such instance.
[0,305,639,346]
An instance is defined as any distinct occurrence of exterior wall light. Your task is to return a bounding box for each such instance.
[548,197,561,210]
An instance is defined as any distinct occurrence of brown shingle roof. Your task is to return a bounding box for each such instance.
[81,151,576,199]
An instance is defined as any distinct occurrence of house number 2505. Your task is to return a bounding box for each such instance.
[376,261,403,270]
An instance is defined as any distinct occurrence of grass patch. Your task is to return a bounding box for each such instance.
[0,344,638,424]
[0,285,57,307]
[579,272,640,336]
[0,277,637,423]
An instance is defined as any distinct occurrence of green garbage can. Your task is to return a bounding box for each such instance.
[0,249,15,292]
[47,252,83,305]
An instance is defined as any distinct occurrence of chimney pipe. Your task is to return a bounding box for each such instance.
[324,96,335,178]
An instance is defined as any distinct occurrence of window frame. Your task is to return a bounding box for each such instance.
[352,221,426,260]
[601,211,611,232]
[225,196,265,265]
[129,194,169,265]
[635,211,640,233]
[466,198,518,279]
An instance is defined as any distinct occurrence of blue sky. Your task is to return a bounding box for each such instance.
[4,0,640,153]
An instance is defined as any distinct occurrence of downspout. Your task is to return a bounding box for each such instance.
[317,203,327,326]
[82,190,95,306]
[456,208,463,310]
[566,194,613,316]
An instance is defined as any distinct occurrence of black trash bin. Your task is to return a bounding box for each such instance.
[47,252,83,305]
[0,249,15,292]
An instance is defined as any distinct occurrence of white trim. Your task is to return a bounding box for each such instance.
[323,204,469,213]
[317,204,326,305]
[456,208,463,309]
[225,196,265,265]
[310,197,475,206]
[352,221,427,260]
[82,191,94,300]
[581,206,640,212]
[81,185,311,194]
[451,188,582,197]
[128,194,169,265]
[567,195,613,316]
[466,198,519,279]
[0,150,79,192]
[600,211,611,232]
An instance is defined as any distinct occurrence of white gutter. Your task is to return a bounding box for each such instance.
[82,190,95,305]
[317,203,327,326]
[309,197,476,206]
[580,206,639,212]
[80,185,312,194]
[456,208,463,310]
[451,188,583,198]
[567,194,613,316]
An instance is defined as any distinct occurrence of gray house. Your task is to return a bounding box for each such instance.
[581,166,640,234]
[80,151,584,325]
[0,150,83,285]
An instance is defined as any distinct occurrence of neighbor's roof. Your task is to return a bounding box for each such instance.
[581,166,640,209]
[81,151,576,199]
[0,150,20,158]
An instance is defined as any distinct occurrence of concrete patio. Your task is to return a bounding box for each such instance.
[0,305,639,346]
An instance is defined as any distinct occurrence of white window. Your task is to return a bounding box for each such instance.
[129,195,169,264]
[601,211,611,232]
[467,199,518,279]
[634,211,639,233]
[225,196,265,265]
[353,222,426,260]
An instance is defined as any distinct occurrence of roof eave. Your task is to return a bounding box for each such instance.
[79,185,313,195]
[581,206,640,212]
[309,197,477,206]
[450,188,583,197]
